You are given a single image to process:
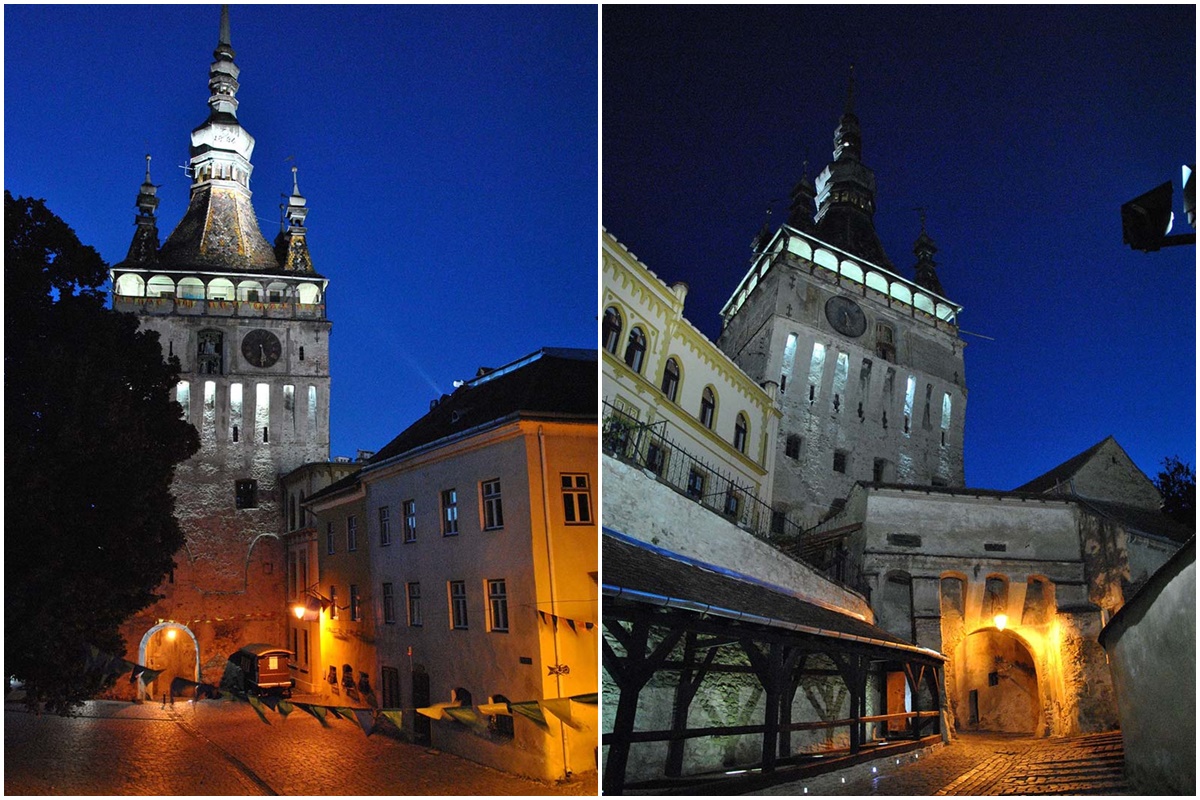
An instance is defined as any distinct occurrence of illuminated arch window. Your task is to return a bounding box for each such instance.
[733,413,748,453]
[660,357,680,402]
[623,327,646,373]
[114,273,145,297]
[699,386,716,429]
[602,307,623,354]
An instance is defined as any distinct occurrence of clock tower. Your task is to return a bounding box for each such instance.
[110,7,331,693]
[716,73,966,531]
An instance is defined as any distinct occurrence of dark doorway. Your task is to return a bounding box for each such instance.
[381,666,400,708]
[411,665,431,745]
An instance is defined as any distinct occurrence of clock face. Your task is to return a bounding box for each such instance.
[825,296,867,338]
[241,329,282,368]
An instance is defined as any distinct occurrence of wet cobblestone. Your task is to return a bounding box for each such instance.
[5,699,597,795]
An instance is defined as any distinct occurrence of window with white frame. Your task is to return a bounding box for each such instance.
[382,582,395,624]
[482,479,504,530]
[488,579,509,633]
[561,474,592,525]
[403,499,416,542]
[449,581,468,629]
[406,582,422,626]
[441,489,458,536]
[379,505,391,546]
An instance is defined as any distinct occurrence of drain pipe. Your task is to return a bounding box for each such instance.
[538,425,571,780]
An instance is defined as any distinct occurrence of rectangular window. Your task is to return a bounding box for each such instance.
[780,332,798,393]
[482,479,504,530]
[349,584,360,622]
[176,380,191,422]
[488,579,509,633]
[379,505,391,546]
[326,521,335,555]
[406,582,422,626]
[382,582,395,624]
[785,434,802,460]
[441,489,458,536]
[403,499,417,542]
[235,479,258,509]
[346,515,358,552]
[807,342,826,403]
[561,474,592,524]
[449,581,468,629]
[686,468,705,500]
[329,585,338,620]
[833,450,848,474]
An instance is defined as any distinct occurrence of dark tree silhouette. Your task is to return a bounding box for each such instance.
[5,191,199,713]
[1154,455,1196,531]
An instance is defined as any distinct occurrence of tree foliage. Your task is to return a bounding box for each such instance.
[5,191,199,713]
[1154,455,1196,531]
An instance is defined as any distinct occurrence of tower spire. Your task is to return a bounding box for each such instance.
[912,209,945,296]
[275,163,314,272]
[157,4,279,272]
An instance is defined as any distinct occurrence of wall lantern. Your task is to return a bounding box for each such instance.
[166,627,178,641]
[993,613,1008,631]
[292,594,328,622]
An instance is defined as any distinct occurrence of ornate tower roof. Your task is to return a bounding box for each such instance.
[786,159,818,233]
[158,5,280,272]
[120,154,161,265]
[809,66,894,269]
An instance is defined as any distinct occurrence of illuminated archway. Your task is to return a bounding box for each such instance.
[954,627,1041,734]
[137,622,200,701]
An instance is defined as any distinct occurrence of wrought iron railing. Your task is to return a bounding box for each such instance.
[602,401,803,546]
[602,400,869,594]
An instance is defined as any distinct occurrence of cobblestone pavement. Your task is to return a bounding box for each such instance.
[5,699,597,796]
[750,731,1126,796]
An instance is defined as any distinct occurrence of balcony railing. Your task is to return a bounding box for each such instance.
[603,400,868,594]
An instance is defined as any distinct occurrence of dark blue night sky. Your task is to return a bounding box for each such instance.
[5,4,598,461]
[603,5,1196,490]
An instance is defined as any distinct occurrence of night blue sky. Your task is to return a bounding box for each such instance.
[603,5,1196,491]
[5,4,597,460]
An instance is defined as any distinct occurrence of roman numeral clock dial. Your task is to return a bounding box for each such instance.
[241,328,282,368]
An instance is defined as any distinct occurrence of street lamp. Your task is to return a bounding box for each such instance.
[993,613,1008,631]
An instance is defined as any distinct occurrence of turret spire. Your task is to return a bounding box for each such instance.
[275,164,314,272]
[119,155,160,265]
[912,209,945,296]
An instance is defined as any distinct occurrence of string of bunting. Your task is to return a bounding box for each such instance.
[535,611,595,632]
[81,643,595,738]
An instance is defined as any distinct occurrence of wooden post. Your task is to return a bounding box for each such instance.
[665,633,718,777]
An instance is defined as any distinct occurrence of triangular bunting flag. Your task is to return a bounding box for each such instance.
[510,700,550,733]
[566,618,577,632]
[570,692,598,705]
[585,621,594,631]
[170,676,199,697]
[333,707,357,722]
[259,695,280,712]
[246,694,272,725]
[379,710,403,731]
[276,699,294,718]
[350,708,376,736]
[538,610,548,625]
[443,705,487,733]
[540,698,584,730]
[296,702,331,727]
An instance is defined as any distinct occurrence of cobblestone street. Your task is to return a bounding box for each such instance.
[5,699,597,796]
[749,731,1127,796]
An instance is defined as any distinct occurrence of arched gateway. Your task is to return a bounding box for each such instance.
[138,622,200,701]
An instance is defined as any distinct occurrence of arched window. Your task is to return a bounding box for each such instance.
[875,322,896,362]
[660,357,680,402]
[699,386,716,429]
[624,327,646,373]
[602,307,623,354]
[985,575,1009,621]
[733,413,748,453]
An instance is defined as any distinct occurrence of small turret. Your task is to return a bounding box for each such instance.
[275,165,314,272]
[912,209,945,296]
[121,154,160,265]
[786,159,818,232]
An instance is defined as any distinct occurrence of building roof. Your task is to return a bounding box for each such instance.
[603,531,943,661]
[1015,436,1115,494]
[366,347,596,467]
[302,468,363,507]
[1076,498,1193,545]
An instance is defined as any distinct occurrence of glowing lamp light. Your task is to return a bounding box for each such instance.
[166,628,177,641]
[294,595,327,622]
[993,613,1008,631]
[293,604,307,620]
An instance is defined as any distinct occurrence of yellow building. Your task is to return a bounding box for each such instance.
[602,227,781,533]
[296,348,597,782]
